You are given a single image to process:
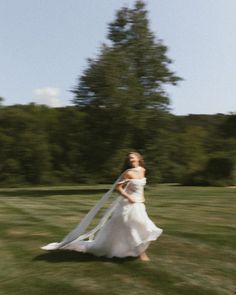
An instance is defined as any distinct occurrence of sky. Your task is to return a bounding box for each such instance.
[0,0,235,115]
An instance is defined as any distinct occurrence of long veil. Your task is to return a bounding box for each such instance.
[41,168,130,250]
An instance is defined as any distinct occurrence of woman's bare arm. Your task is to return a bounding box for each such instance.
[115,172,136,203]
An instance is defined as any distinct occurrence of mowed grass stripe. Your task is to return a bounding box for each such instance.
[0,195,92,226]
[0,194,119,247]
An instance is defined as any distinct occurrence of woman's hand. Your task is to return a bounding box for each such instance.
[116,175,136,203]
[127,195,136,203]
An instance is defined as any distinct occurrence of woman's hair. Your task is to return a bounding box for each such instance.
[121,151,145,172]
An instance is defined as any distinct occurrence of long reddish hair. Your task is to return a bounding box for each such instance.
[121,151,145,172]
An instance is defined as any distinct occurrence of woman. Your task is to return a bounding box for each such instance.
[41,151,163,261]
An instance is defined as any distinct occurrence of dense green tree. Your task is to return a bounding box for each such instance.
[72,1,181,111]
[0,105,52,184]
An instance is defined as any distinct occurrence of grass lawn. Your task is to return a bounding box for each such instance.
[0,184,235,295]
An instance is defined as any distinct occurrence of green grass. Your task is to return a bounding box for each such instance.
[0,185,235,295]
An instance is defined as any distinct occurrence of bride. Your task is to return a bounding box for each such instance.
[41,151,163,261]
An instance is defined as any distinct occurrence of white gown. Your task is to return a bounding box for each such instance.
[41,171,163,258]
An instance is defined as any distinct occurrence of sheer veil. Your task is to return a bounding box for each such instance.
[41,167,134,250]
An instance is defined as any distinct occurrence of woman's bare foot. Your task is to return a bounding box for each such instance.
[139,252,150,261]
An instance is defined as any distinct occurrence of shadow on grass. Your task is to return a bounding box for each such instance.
[33,250,137,264]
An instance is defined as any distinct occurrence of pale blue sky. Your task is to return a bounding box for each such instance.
[0,0,235,115]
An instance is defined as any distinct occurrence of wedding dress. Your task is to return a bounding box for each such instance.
[41,166,163,258]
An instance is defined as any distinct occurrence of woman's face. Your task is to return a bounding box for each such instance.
[128,153,140,167]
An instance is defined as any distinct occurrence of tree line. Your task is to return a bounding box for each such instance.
[0,104,235,186]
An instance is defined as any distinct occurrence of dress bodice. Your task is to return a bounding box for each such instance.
[125,177,146,202]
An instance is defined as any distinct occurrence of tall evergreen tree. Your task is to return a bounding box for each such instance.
[70,1,182,180]
[71,1,181,112]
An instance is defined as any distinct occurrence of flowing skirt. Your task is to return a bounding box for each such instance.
[42,198,163,258]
